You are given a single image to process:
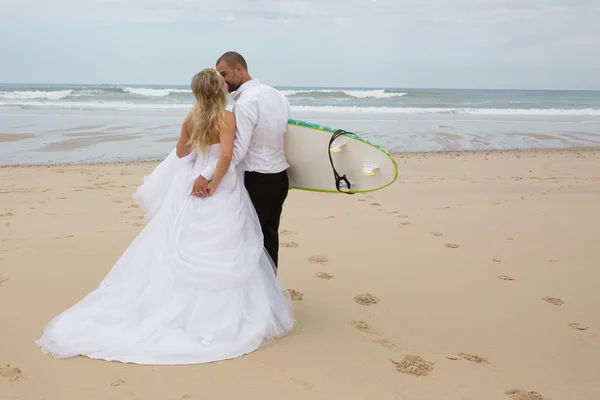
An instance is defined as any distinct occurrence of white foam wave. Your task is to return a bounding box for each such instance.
[279,90,302,96]
[290,106,600,116]
[0,90,73,100]
[2,101,600,116]
[123,87,192,97]
[281,89,407,99]
[344,90,406,98]
[1,101,192,110]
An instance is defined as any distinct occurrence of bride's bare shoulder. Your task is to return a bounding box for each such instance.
[224,110,235,125]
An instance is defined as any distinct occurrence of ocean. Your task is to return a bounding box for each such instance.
[1,83,600,165]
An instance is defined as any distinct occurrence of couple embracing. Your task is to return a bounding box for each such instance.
[35,52,296,365]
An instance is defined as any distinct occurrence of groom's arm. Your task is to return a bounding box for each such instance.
[199,103,255,181]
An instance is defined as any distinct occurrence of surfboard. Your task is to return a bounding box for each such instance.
[284,119,398,194]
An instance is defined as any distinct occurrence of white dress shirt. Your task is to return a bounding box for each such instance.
[200,79,291,180]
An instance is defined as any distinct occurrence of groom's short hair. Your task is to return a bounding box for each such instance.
[217,51,248,70]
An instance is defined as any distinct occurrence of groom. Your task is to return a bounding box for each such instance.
[195,51,292,271]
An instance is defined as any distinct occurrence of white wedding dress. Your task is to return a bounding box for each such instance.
[35,144,295,365]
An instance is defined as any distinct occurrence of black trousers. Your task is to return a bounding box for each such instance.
[244,170,289,271]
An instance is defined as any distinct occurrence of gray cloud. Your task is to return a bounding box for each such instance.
[1,0,599,89]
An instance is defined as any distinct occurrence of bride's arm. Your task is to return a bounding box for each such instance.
[207,111,236,193]
[176,114,192,158]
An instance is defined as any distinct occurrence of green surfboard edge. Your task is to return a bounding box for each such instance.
[286,119,399,194]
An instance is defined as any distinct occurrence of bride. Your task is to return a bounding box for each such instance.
[35,68,295,365]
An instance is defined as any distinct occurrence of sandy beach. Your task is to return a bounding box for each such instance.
[1,148,599,400]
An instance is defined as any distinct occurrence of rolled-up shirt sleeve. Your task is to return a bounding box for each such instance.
[199,102,256,180]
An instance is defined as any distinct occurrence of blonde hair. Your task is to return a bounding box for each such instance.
[188,68,227,153]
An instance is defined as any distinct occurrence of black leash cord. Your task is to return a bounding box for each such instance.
[328,129,354,194]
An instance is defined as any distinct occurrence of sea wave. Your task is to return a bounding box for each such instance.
[291,106,600,116]
[2,101,600,116]
[122,87,192,97]
[0,87,194,100]
[281,89,407,99]
[0,90,73,100]
[2,101,191,110]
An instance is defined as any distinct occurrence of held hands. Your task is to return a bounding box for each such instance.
[206,181,218,196]
[191,175,219,197]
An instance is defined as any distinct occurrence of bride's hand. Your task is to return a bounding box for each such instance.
[206,181,219,196]
[191,175,209,197]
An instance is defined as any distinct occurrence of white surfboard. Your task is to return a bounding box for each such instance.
[284,119,398,194]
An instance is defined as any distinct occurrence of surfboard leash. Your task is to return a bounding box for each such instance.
[328,129,355,194]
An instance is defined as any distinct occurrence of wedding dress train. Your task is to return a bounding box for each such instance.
[35,144,295,365]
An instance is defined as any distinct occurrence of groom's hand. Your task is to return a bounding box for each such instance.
[191,175,209,197]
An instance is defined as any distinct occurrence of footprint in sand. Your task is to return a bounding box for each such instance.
[351,321,397,348]
[280,230,297,236]
[56,196,67,200]
[492,258,502,263]
[370,202,382,206]
[354,293,380,306]
[0,274,8,286]
[280,242,299,248]
[400,222,412,226]
[398,215,409,219]
[431,232,443,236]
[113,200,122,204]
[543,297,564,306]
[308,256,328,264]
[0,365,23,382]
[110,379,126,387]
[129,222,145,227]
[498,275,515,281]
[315,272,335,280]
[373,338,397,348]
[180,396,193,400]
[351,320,374,334]
[444,243,459,249]
[391,355,434,376]
[568,322,589,331]
[286,289,303,301]
[505,389,549,400]
[0,211,14,217]
[458,353,489,364]
[358,199,367,202]
[129,204,139,209]
[120,210,132,214]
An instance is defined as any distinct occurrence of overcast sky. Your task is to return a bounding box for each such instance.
[1,0,599,89]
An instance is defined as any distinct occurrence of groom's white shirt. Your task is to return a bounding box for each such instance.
[200,79,291,180]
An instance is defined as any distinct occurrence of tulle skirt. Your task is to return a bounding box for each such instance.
[35,148,295,364]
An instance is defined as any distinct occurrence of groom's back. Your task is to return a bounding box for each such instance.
[234,80,291,174]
